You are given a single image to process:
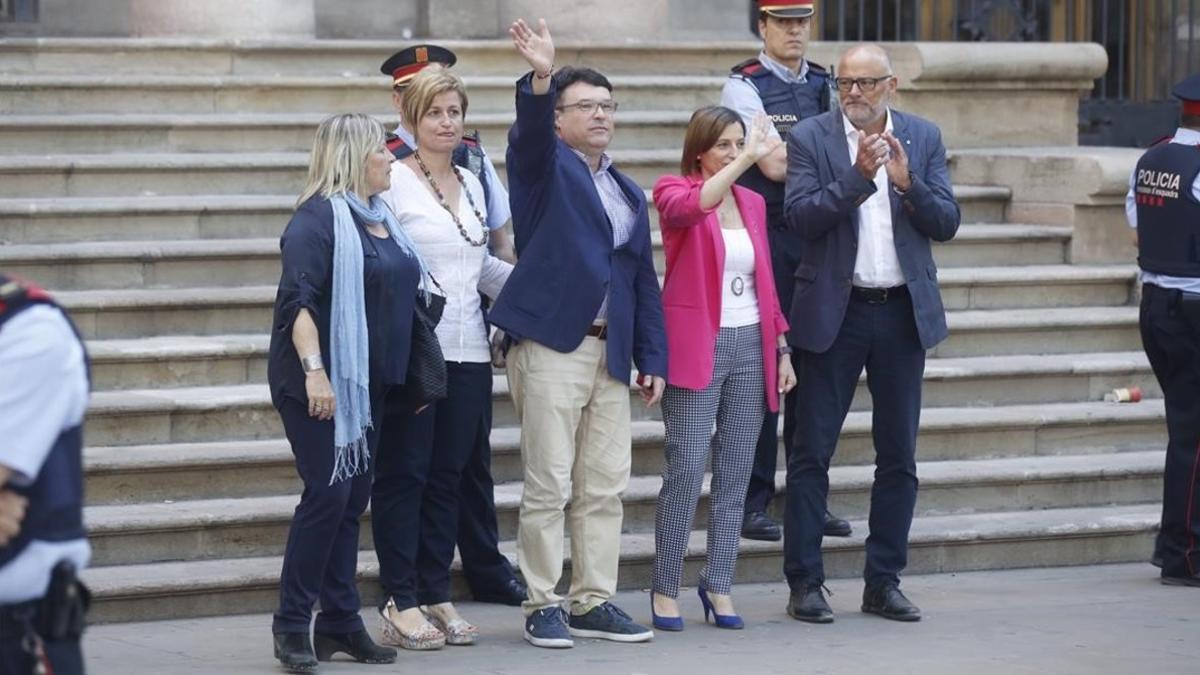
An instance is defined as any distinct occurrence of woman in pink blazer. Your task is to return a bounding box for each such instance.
[649,106,796,631]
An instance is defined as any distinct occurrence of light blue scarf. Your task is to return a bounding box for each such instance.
[327,191,429,484]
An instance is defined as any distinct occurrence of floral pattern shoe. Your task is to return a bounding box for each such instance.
[422,605,479,646]
[378,597,446,651]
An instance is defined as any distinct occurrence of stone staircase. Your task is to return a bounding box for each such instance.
[0,38,1158,624]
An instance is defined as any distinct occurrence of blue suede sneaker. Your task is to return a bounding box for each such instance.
[568,602,654,643]
[523,606,574,648]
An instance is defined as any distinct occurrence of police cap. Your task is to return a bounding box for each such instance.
[759,0,815,18]
[380,44,457,89]
[1172,74,1200,116]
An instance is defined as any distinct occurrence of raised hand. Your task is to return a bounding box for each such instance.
[744,113,782,163]
[854,131,889,181]
[882,131,912,191]
[509,18,555,77]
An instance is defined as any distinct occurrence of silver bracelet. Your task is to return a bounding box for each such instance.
[301,354,324,373]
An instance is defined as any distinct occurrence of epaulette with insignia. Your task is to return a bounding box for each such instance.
[1148,135,1173,148]
[807,61,828,75]
[0,274,52,315]
[460,130,482,147]
[730,57,764,77]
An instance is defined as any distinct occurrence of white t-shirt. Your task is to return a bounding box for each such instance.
[720,227,761,328]
[381,161,512,363]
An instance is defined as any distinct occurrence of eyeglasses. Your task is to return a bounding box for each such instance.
[555,100,619,115]
[833,76,894,93]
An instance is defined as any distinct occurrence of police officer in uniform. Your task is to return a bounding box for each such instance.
[0,274,91,674]
[1126,74,1200,588]
[375,45,528,607]
[720,0,851,542]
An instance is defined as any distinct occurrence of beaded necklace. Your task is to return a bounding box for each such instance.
[413,150,488,247]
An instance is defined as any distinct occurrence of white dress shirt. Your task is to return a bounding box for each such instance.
[392,123,511,231]
[844,110,906,288]
[0,305,92,604]
[382,162,513,363]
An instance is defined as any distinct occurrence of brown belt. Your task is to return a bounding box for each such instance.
[586,324,609,340]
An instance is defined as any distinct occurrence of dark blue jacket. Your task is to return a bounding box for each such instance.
[783,109,960,353]
[489,75,667,382]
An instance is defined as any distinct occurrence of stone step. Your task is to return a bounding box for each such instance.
[81,502,1159,623]
[938,306,1140,357]
[0,239,282,290]
[87,334,269,391]
[83,450,1163,568]
[0,38,758,77]
[937,264,1135,311]
[0,74,726,115]
[0,112,689,155]
[0,186,1011,246]
[0,226,1089,302]
[82,353,1161,503]
[84,377,1166,479]
[0,195,294,244]
[58,278,1132,343]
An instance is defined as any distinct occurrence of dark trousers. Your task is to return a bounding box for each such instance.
[747,226,804,515]
[746,351,801,514]
[373,361,494,610]
[784,291,925,589]
[455,396,518,594]
[0,635,83,674]
[1139,283,1200,579]
[272,394,382,634]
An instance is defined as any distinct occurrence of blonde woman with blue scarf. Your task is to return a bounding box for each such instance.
[266,113,431,673]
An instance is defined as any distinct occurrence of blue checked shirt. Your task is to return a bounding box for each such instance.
[571,148,636,322]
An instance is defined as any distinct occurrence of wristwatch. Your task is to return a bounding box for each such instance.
[777,345,794,357]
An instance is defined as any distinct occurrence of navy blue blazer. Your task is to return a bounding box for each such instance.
[488,74,667,382]
[783,109,960,353]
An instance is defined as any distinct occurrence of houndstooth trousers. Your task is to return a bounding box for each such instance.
[653,323,766,596]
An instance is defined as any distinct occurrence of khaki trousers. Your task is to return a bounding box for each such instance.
[507,336,632,615]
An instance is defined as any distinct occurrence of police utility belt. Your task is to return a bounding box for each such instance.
[0,561,90,642]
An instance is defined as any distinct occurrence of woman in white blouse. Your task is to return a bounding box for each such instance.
[372,66,513,651]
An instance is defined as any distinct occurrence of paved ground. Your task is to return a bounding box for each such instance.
[84,563,1195,675]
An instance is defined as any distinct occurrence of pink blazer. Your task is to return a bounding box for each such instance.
[652,174,790,412]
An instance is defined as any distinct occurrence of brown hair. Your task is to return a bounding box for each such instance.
[679,105,746,176]
[400,64,469,145]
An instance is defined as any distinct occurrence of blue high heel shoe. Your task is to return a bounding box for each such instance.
[650,591,684,631]
[697,583,744,629]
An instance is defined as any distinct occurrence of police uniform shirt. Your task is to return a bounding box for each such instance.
[392,124,512,230]
[1125,126,1200,293]
[0,305,91,605]
[720,49,813,144]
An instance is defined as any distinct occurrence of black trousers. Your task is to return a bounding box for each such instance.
[1139,283,1200,579]
[746,351,802,514]
[784,291,924,589]
[455,393,519,594]
[747,226,804,515]
[272,394,382,635]
[373,361,496,610]
[0,634,83,674]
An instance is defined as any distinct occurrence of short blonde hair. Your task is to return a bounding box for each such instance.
[297,113,386,206]
[400,65,469,145]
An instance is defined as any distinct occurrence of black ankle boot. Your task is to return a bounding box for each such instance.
[313,629,397,664]
[273,632,318,673]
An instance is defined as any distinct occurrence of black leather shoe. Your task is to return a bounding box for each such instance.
[313,629,396,664]
[474,577,528,606]
[741,511,782,541]
[823,510,852,537]
[786,584,834,623]
[1161,574,1200,587]
[862,584,922,622]
[273,632,318,673]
